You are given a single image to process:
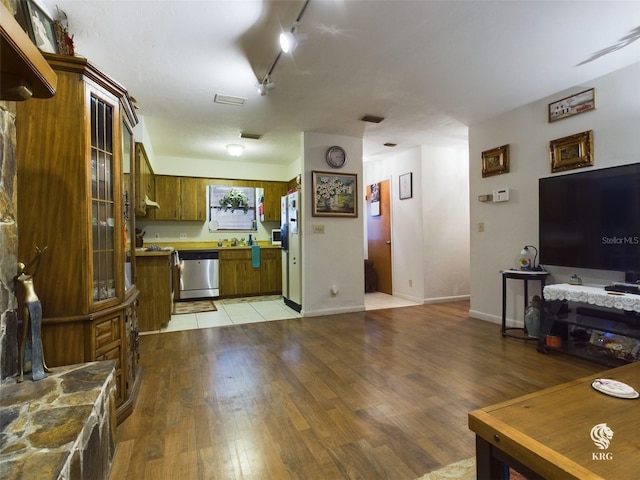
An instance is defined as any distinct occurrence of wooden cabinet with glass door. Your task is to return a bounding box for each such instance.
[16,53,140,423]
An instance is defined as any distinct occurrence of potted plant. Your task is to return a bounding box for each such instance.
[219,189,250,213]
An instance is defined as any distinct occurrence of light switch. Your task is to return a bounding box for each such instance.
[313,224,325,234]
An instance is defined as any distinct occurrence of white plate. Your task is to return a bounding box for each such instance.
[592,378,639,399]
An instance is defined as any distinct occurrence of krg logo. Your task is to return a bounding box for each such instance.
[590,423,614,460]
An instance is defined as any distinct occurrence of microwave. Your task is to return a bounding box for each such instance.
[271,229,282,246]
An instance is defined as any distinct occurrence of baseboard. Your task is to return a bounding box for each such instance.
[424,294,470,304]
[469,309,523,328]
[304,305,365,317]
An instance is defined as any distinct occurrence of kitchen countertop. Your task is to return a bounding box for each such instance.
[146,242,281,251]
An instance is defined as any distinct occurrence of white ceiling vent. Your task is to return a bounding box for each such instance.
[214,94,246,106]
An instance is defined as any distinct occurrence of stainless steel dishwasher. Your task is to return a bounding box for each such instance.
[177,250,219,299]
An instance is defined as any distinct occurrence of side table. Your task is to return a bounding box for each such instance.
[501,270,550,339]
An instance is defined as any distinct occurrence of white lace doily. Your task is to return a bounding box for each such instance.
[543,284,640,313]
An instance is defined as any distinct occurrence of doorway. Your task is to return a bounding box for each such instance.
[366,180,392,295]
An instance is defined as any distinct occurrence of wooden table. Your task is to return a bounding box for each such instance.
[468,362,640,480]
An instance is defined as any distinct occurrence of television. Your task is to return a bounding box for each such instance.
[538,163,640,272]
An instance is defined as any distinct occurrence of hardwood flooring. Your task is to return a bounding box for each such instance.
[109,301,602,480]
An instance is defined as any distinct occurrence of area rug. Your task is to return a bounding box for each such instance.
[172,300,217,315]
[415,457,527,480]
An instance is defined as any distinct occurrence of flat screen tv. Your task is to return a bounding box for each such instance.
[538,163,640,272]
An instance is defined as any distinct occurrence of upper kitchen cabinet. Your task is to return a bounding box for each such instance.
[16,53,140,421]
[153,175,207,221]
[261,181,288,222]
[134,142,156,216]
[180,177,207,221]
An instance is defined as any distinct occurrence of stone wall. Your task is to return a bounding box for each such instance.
[0,99,19,380]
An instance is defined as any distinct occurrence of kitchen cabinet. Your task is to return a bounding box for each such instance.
[260,248,283,293]
[16,53,140,423]
[260,181,288,222]
[136,251,173,332]
[219,249,261,297]
[153,175,207,221]
[153,175,180,220]
[219,248,281,297]
[180,177,208,221]
[134,142,155,217]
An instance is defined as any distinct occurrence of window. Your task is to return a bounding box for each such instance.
[209,186,257,231]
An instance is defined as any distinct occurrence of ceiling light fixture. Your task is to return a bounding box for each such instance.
[257,0,311,95]
[257,77,275,96]
[226,144,245,157]
[279,24,308,53]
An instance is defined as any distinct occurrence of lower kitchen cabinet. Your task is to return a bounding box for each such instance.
[219,248,282,297]
[136,251,173,331]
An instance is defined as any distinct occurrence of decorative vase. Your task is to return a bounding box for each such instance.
[524,295,541,338]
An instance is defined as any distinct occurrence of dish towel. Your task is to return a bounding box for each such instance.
[251,244,260,268]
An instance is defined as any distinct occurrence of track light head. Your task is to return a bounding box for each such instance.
[257,78,276,96]
[279,27,307,53]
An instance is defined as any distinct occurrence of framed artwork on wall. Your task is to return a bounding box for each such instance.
[312,171,357,217]
[399,172,412,199]
[548,88,595,123]
[549,130,594,173]
[16,0,59,54]
[370,182,381,216]
[481,145,510,178]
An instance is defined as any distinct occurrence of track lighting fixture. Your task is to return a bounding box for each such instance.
[257,0,310,96]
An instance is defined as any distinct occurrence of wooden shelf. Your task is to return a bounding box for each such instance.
[0,2,56,100]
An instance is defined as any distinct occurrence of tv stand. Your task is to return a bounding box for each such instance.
[538,284,640,366]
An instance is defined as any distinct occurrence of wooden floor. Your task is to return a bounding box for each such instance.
[109,301,602,480]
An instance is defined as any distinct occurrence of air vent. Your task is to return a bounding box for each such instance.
[361,115,385,124]
[384,142,397,147]
[240,132,263,140]
[214,94,246,106]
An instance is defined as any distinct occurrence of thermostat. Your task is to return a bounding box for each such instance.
[493,188,510,202]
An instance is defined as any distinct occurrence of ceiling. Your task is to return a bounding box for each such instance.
[38,0,640,166]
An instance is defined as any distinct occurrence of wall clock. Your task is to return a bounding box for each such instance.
[325,145,347,168]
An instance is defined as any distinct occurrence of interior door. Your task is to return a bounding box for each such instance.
[366,180,392,294]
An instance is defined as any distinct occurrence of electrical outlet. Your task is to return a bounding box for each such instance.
[478,222,485,232]
[180,233,187,239]
[409,279,413,287]
[154,233,160,239]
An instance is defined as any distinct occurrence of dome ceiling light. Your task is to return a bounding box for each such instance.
[226,144,245,157]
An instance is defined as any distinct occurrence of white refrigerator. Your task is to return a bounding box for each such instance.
[281,191,302,312]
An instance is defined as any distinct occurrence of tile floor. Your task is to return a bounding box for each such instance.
[142,292,421,335]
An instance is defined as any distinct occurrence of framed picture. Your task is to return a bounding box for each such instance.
[550,130,594,173]
[370,182,381,216]
[312,171,357,217]
[548,88,595,123]
[17,0,59,54]
[481,145,510,178]
[399,172,412,199]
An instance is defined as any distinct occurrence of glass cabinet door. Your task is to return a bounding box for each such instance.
[91,93,117,302]
[122,118,134,292]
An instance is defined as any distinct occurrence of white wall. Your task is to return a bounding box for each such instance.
[363,145,470,304]
[469,62,640,327]
[302,132,365,316]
